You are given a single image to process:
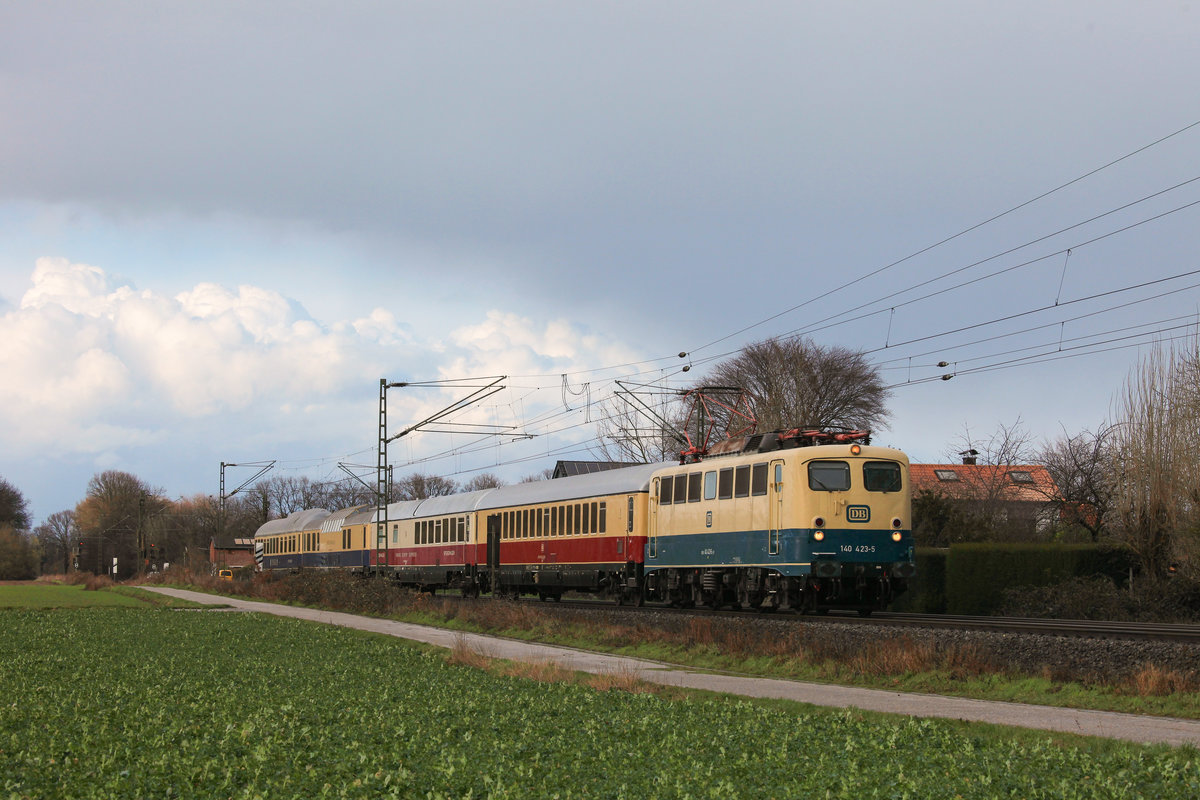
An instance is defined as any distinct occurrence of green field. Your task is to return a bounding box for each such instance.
[1,608,1197,798]
[0,582,155,609]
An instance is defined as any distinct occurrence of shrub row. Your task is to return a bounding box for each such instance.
[892,543,1136,616]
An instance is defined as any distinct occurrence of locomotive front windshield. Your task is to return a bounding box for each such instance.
[808,459,904,492]
[863,461,902,492]
[808,461,850,491]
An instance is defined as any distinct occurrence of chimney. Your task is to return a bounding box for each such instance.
[960,448,979,466]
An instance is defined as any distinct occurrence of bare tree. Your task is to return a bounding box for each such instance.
[593,391,686,464]
[74,471,169,578]
[1109,340,1200,579]
[1036,426,1116,542]
[257,475,327,516]
[937,420,1054,541]
[0,523,37,580]
[461,472,505,492]
[702,337,891,433]
[520,468,555,483]
[393,472,458,500]
[34,510,76,574]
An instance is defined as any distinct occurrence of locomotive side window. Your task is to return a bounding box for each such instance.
[734,465,751,498]
[673,474,688,504]
[809,461,851,491]
[660,477,674,504]
[704,471,717,500]
[718,468,733,499]
[751,463,769,496]
[687,472,703,502]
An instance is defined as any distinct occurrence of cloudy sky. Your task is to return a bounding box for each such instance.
[3,2,1199,524]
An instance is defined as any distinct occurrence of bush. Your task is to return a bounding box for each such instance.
[998,574,1200,623]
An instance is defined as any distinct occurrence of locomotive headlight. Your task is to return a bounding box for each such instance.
[892,518,902,529]
[891,531,902,542]
[813,530,825,542]
[813,517,825,528]
[850,444,861,455]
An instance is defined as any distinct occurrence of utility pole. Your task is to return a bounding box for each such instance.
[219,461,276,540]
[371,375,511,576]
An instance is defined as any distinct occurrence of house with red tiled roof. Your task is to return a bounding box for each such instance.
[910,458,1060,537]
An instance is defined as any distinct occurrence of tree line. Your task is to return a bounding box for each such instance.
[2,333,1199,591]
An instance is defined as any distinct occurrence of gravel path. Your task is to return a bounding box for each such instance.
[144,587,1200,747]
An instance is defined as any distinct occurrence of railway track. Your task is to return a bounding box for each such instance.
[516,596,1200,644]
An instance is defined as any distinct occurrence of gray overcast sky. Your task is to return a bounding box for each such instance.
[2,2,1199,522]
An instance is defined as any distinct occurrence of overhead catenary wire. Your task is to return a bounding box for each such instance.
[270,120,1200,483]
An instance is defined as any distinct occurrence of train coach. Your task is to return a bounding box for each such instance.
[253,430,915,613]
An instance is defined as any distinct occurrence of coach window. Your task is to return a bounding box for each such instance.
[734,465,751,498]
[582,503,591,534]
[809,461,851,491]
[599,501,607,533]
[703,471,717,501]
[660,477,674,504]
[718,467,733,500]
[673,474,688,504]
[558,506,566,536]
[751,463,769,496]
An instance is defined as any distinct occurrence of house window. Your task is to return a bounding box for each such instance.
[1009,471,1035,484]
[934,469,959,482]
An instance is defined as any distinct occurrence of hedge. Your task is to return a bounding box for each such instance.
[889,548,948,613]
[944,543,1135,616]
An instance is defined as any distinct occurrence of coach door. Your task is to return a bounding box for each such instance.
[486,513,501,593]
[648,478,659,559]
[768,459,784,556]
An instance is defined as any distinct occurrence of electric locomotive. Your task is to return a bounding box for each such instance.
[640,429,914,613]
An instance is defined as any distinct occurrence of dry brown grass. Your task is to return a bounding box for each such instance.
[586,663,656,694]
[83,574,115,591]
[446,634,495,670]
[1129,663,1200,696]
[502,660,576,684]
[841,636,990,678]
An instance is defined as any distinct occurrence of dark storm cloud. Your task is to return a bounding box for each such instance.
[8,2,1194,287]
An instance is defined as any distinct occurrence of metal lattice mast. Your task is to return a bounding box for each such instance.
[376,378,389,574]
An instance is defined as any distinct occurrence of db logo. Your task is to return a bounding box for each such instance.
[847,505,871,523]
